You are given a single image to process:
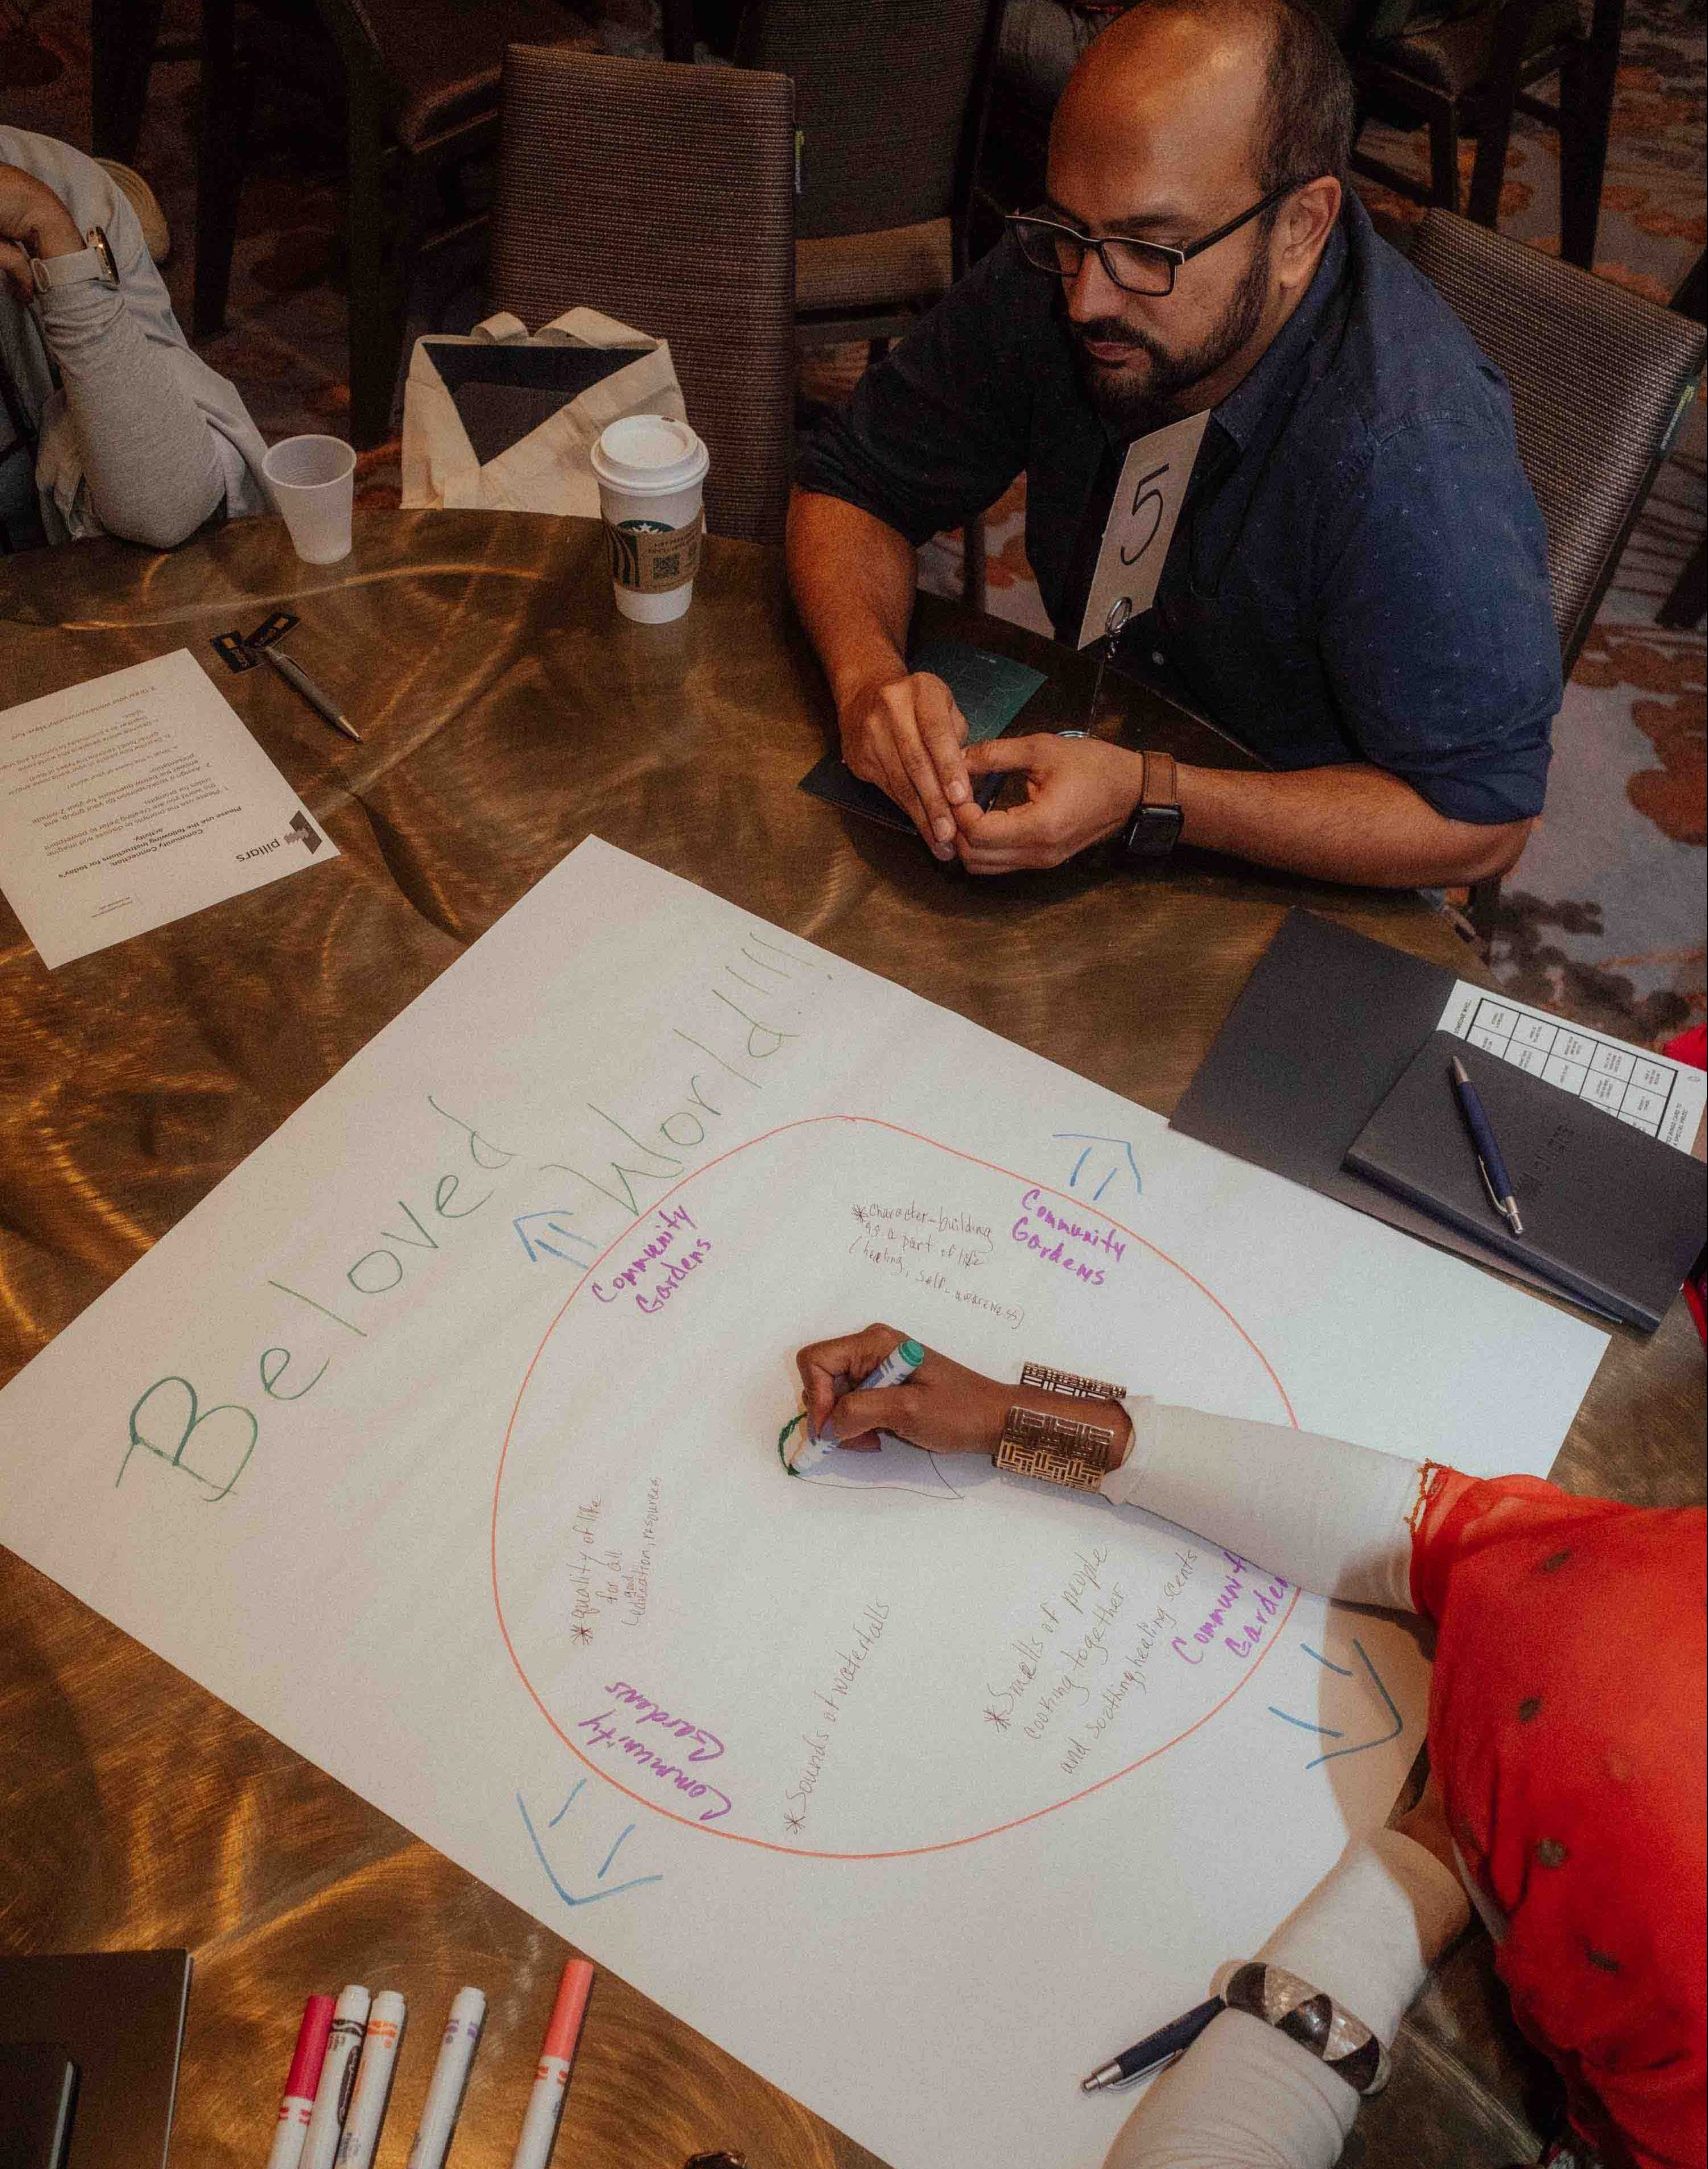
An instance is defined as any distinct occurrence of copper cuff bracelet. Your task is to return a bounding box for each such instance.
[993,1362,1132,1490]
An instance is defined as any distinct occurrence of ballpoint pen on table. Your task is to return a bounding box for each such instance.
[257,643,363,744]
[1449,1054,1524,1238]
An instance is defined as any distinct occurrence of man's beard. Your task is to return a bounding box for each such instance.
[1070,229,1273,437]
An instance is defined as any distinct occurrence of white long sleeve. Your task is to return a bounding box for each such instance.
[1101,1400,1424,1613]
[1103,1831,1471,2169]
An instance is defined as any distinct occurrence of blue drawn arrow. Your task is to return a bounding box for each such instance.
[1268,1638,1403,1771]
[518,1781,663,1907]
[514,1212,600,1265]
[1054,1132,1144,1204]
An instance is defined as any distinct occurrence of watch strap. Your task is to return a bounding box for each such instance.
[31,228,119,295]
[1139,749,1178,813]
[1117,746,1184,866]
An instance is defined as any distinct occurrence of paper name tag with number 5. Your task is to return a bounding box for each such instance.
[1075,410,1210,649]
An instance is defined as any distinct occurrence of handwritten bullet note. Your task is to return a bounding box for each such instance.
[0,840,1605,2169]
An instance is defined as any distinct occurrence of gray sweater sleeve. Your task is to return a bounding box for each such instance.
[13,131,272,545]
[35,268,228,547]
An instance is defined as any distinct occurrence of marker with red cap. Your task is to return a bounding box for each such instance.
[509,1959,595,2169]
[267,1994,336,2169]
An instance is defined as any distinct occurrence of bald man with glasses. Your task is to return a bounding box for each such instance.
[790,0,1561,891]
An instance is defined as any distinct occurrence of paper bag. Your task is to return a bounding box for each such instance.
[401,307,687,517]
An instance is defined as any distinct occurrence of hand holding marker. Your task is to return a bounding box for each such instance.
[782,1337,925,1475]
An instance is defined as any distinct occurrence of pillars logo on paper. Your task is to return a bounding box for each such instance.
[237,812,325,863]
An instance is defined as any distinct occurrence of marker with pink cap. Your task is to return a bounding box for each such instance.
[266,1994,336,2169]
[508,1958,595,2169]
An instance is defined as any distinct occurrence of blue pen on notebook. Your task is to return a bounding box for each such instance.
[1450,1054,1524,1239]
[1081,1995,1226,2092]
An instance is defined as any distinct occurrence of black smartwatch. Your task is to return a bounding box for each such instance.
[1117,750,1183,865]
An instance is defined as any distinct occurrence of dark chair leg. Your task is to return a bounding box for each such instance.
[1465,106,1514,227]
[1657,535,1707,631]
[1468,872,1503,942]
[1427,103,1463,212]
[1467,0,1544,230]
[1558,0,1625,268]
[90,0,167,159]
[192,0,245,340]
[661,0,696,61]
[962,514,987,615]
[344,96,408,448]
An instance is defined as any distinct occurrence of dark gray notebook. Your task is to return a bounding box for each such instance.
[1167,910,1591,1306]
[1346,1033,1707,1332]
[0,1951,190,2169]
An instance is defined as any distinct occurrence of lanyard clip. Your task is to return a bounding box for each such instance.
[1088,595,1132,732]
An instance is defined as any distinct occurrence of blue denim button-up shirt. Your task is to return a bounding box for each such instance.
[797,199,1560,825]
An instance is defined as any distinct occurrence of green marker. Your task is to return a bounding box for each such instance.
[781,1338,926,1477]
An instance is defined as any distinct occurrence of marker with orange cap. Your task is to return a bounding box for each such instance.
[509,1958,595,2169]
[267,1994,336,2169]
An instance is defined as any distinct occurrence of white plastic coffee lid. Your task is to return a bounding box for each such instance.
[590,414,709,493]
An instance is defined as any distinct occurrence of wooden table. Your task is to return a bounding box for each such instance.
[2,511,1700,2169]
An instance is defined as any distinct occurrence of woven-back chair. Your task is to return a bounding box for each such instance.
[736,0,1003,344]
[1411,211,1705,929]
[490,47,796,547]
[1412,211,1705,673]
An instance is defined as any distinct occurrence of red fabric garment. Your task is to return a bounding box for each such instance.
[1660,1026,1706,1344]
[1411,1470,1708,2169]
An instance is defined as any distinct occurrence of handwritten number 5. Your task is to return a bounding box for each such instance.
[1118,463,1170,568]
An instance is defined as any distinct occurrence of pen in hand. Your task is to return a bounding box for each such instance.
[1449,1054,1524,1239]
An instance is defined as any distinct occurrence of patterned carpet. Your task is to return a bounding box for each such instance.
[2,0,1703,1035]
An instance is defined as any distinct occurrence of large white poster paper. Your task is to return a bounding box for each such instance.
[0,842,1606,2169]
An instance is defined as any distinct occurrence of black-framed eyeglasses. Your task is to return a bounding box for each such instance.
[1007,181,1301,297]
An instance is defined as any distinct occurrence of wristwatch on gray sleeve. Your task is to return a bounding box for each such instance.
[30,226,120,296]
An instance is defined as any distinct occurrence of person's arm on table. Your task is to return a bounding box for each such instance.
[955,738,1532,887]
[0,153,266,546]
[789,236,1037,857]
[955,402,1557,889]
[796,1328,1471,2169]
[1101,1815,1468,2169]
[797,1324,1424,1609]
[788,489,972,861]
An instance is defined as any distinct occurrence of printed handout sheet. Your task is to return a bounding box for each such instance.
[0,649,334,967]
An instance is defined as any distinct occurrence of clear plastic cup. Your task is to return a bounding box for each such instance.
[262,435,356,565]
[589,415,709,624]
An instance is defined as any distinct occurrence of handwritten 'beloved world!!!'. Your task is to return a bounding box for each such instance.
[117,926,830,1504]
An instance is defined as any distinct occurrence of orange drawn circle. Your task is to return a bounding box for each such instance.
[492,1115,1301,1859]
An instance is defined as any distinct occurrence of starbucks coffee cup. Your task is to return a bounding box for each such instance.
[590,415,710,624]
